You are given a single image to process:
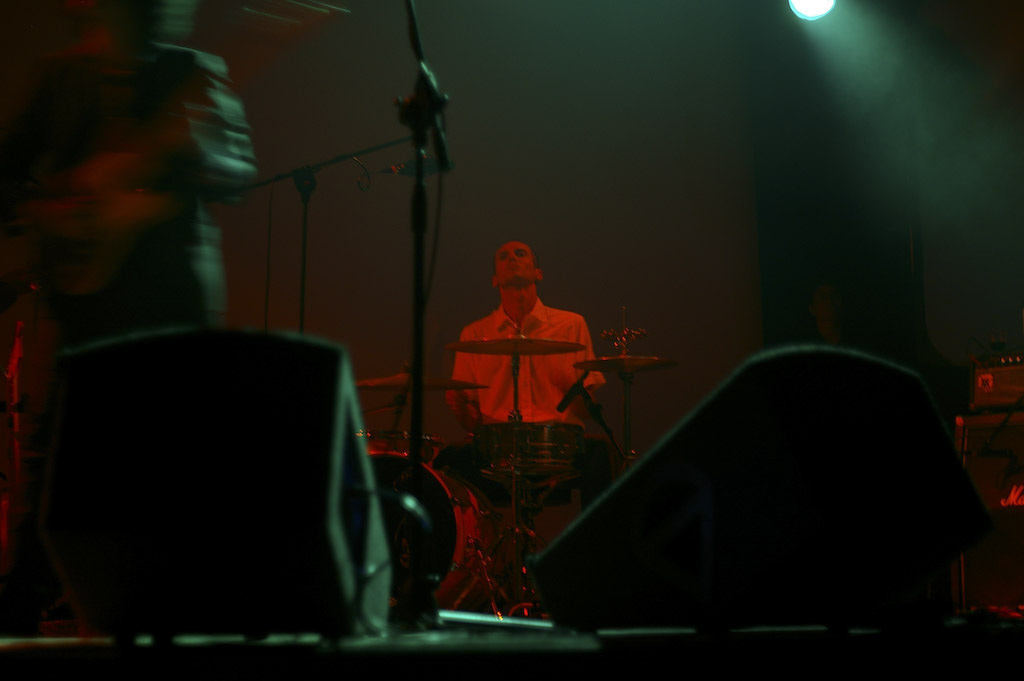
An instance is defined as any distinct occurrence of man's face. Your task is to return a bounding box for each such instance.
[492,241,542,288]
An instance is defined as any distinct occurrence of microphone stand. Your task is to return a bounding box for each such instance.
[576,387,629,473]
[239,136,412,332]
[395,0,453,629]
[560,372,627,472]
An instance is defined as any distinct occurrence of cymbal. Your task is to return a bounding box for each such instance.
[446,337,584,356]
[574,355,678,373]
[356,372,487,391]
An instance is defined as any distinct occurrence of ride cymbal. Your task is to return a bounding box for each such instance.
[574,355,678,373]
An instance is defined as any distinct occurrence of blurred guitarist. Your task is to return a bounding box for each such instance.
[1,0,257,350]
[0,0,257,633]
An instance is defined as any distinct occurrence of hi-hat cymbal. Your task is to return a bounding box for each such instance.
[356,372,487,391]
[574,355,678,373]
[446,337,584,356]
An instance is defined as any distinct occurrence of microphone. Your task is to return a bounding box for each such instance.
[379,155,453,176]
[556,370,589,413]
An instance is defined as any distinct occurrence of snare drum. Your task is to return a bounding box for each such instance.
[370,453,500,613]
[357,429,443,464]
[474,422,585,477]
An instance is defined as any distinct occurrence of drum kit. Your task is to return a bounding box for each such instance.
[356,323,677,619]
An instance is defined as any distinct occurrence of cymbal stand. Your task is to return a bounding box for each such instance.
[382,368,412,431]
[503,478,541,615]
[601,314,647,461]
[484,423,582,616]
[486,464,566,616]
[620,369,637,462]
[508,351,523,423]
[502,352,534,609]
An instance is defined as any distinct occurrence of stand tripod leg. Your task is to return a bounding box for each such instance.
[485,472,550,616]
[621,371,636,462]
[443,533,504,617]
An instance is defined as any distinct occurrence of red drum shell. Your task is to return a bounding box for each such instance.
[370,453,500,613]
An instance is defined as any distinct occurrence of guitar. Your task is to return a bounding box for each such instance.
[17,155,187,296]
[5,1,348,295]
[3,43,211,297]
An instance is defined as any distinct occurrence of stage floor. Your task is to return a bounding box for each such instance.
[2,607,1023,676]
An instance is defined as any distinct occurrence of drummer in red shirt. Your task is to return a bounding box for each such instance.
[441,240,616,508]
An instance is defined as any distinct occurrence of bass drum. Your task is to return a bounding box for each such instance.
[370,453,500,615]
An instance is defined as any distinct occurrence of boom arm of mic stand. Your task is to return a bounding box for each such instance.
[231,136,412,333]
[237,137,414,194]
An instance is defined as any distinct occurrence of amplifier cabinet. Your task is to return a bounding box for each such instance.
[954,412,1024,611]
[969,354,1024,412]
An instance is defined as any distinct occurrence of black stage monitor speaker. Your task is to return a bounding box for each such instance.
[529,345,993,631]
[39,329,392,639]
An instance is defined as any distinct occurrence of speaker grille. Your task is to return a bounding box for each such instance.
[39,329,392,638]
[531,345,992,630]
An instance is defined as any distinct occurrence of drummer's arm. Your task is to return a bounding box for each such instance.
[446,388,482,433]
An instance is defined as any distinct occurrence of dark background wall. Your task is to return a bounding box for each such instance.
[2,0,1023,459]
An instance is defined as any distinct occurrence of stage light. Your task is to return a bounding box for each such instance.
[790,0,836,21]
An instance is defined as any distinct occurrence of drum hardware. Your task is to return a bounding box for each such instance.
[556,370,628,473]
[578,310,678,462]
[482,451,579,615]
[369,454,502,619]
[439,527,503,616]
[446,336,588,616]
[357,365,491,617]
[574,354,677,464]
[446,337,584,423]
[475,422,586,585]
[576,355,678,373]
[357,429,444,465]
[475,422,584,479]
[445,337,585,356]
[357,368,487,434]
